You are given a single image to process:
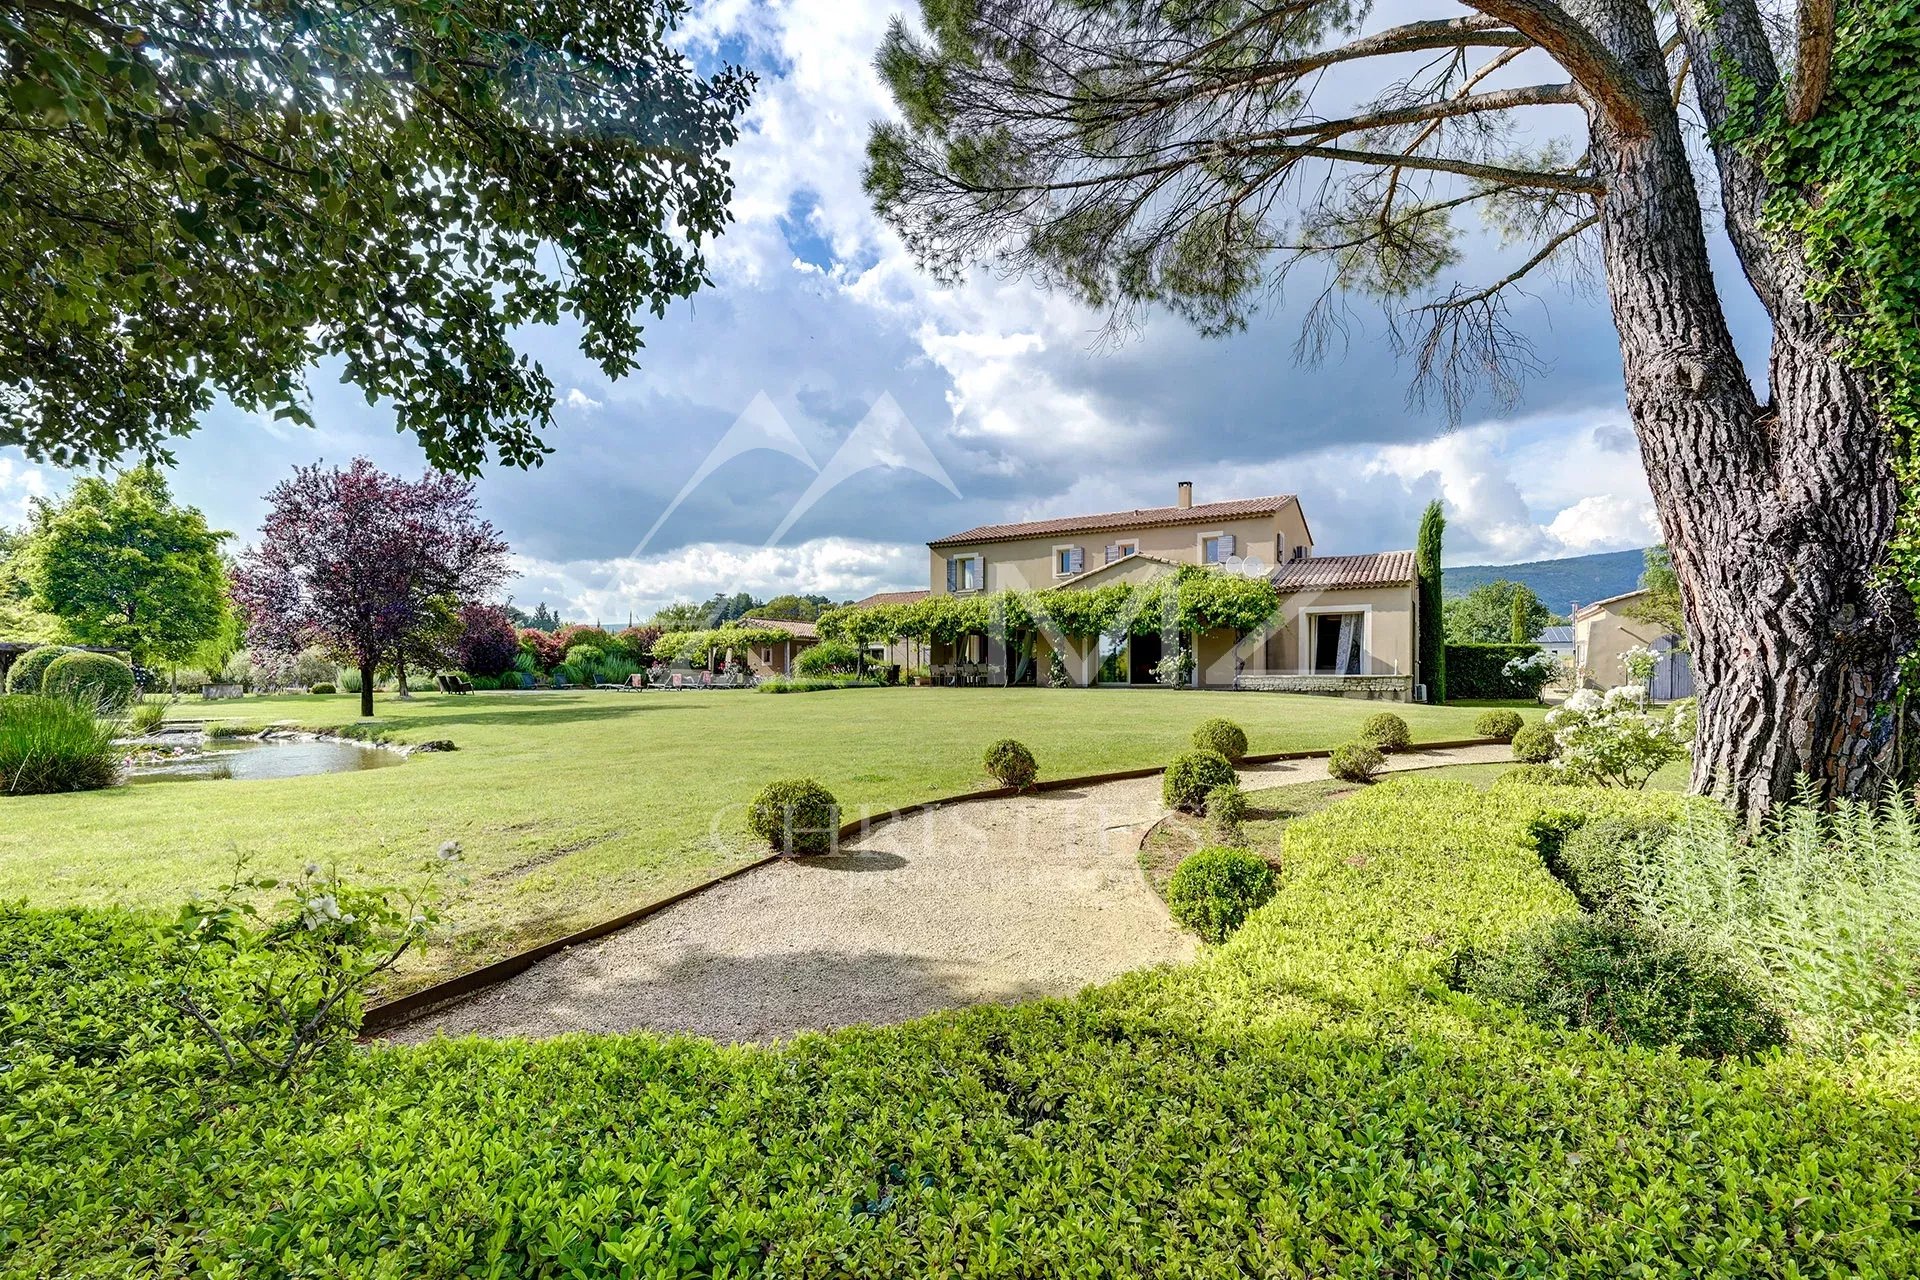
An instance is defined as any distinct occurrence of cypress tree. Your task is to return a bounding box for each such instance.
[1415,502,1445,703]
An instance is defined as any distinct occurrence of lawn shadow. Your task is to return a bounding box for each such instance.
[325,696,707,736]
[392,941,1053,1046]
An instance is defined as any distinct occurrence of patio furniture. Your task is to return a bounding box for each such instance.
[435,675,473,695]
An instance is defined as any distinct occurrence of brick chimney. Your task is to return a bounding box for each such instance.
[1176,480,1193,509]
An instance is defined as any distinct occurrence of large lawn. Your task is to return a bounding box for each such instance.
[0,686,1527,987]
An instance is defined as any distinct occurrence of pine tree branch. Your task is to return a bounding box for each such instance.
[1463,0,1659,135]
[1787,0,1836,123]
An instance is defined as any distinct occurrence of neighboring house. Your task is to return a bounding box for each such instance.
[923,484,1423,699]
[1536,624,1575,661]
[733,617,819,677]
[1571,590,1692,696]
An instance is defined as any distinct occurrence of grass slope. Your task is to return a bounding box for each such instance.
[0,688,1524,986]
[9,779,1916,1276]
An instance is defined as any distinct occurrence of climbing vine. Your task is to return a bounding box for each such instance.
[1756,1,1920,607]
[818,565,1281,644]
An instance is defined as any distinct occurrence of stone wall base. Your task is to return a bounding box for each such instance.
[1226,674,1413,701]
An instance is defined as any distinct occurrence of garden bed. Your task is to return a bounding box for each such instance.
[7,777,1917,1275]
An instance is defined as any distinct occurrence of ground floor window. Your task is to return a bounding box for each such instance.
[1096,630,1167,684]
[1310,612,1366,675]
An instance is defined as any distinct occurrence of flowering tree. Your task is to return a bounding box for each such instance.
[232,460,509,717]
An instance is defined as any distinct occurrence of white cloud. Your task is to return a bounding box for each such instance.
[0,457,51,527]
[563,388,604,413]
[507,536,924,622]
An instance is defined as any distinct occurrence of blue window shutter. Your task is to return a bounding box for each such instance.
[1105,543,1120,564]
[1221,534,1236,558]
[1070,547,1085,573]
[947,559,958,592]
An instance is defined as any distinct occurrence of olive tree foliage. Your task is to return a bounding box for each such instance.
[0,0,751,472]
[866,0,1916,820]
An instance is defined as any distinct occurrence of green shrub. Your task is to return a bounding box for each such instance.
[795,638,861,676]
[1046,649,1072,687]
[983,738,1037,790]
[309,682,337,695]
[1190,716,1248,761]
[42,652,136,712]
[747,778,841,855]
[1203,781,1248,843]
[1551,813,1674,914]
[1458,915,1789,1059]
[1474,709,1525,742]
[1495,763,1579,788]
[1357,711,1411,752]
[127,698,167,735]
[1327,741,1384,782]
[3,645,75,695]
[1167,846,1276,942]
[338,667,364,693]
[755,675,883,694]
[1446,643,1549,698]
[1511,722,1558,763]
[1626,784,1920,1052]
[1161,748,1236,812]
[0,695,123,794]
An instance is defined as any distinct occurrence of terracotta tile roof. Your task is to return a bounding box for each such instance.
[738,617,819,639]
[1052,552,1185,589]
[929,495,1298,547]
[850,589,930,609]
[1272,550,1416,592]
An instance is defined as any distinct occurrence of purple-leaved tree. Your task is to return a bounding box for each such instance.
[233,460,510,717]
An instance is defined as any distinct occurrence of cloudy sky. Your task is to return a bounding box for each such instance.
[0,0,1773,623]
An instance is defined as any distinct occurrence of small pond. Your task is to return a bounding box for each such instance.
[129,738,404,784]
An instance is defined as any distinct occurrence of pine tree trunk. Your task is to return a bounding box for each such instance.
[1583,1,1917,821]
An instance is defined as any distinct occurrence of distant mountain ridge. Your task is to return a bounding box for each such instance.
[1442,547,1650,615]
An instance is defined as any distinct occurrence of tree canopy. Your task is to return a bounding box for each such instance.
[1445,579,1556,645]
[864,0,1920,814]
[1624,545,1686,643]
[1,0,751,472]
[20,465,229,664]
[232,459,509,715]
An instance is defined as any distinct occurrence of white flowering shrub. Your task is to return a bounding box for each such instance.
[1619,645,1660,684]
[165,842,464,1082]
[1544,686,1686,789]
[1501,650,1563,699]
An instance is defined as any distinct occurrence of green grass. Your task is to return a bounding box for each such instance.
[0,688,1533,989]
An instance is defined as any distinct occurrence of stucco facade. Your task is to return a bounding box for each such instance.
[1572,590,1666,688]
[917,487,1422,697]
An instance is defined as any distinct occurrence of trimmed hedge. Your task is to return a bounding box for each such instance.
[1458,914,1789,1059]
[1161,748,1236,812]
[1475,709,1525,742]
[983,738,1038,790]
[1512,722,1559,763]
[1446,643,1544,699]
[1357,711,1411,752]
[1327,740,1384,782]
[41,652,136,713]
[1190,716,1249,762]
[1167,846,1276,942]
[4,644,75,695]
[746,778,841,855]
[7,782,1920,1276]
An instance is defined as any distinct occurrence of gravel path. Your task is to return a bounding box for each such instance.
[390,743,1510,1044]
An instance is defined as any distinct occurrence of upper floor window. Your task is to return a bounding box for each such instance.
[1054,545,1085,577]
[1202,533,1236,564]
[947,554,983,592]
[1105,540,1138,564]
